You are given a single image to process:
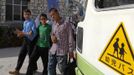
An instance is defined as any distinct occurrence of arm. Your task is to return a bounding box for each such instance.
[51,25,58,43]
[27,21,36,36]
[67,22,75,58]
[17,21,36,38]
[24,21,37,36]
[15,28,24,38]
[51,33,57,43]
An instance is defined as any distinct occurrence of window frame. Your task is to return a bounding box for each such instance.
[95,0,134,11]
[76,27,83,53]
[6,0,28,21]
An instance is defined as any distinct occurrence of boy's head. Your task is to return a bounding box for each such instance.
[40,13,47,25]
[49,8,60,22]
[116,38,119,41]
[23,9,31,20]
[121,43,124,47]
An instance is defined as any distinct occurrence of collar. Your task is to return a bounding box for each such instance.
[25,19,31,22]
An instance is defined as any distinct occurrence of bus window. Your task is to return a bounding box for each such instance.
[76,27,83,53]
[95,0,134,8]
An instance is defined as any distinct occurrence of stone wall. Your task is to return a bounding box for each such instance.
[28,0,75,19]
[0,0,6,23]
[28,0,48,19]
[0,0,81,22]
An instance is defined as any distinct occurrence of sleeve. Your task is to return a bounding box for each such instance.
[34,15,40,28]
[31,21,37,36]
[22,21,36,37]
[22,21,29,36]
[67,22,75,52]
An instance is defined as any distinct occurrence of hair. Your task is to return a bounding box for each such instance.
[40,13,47,19]
[49,8,58,13]
[23,9,31,14]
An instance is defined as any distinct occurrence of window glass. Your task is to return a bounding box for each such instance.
[6,0,28,21]
[14,5,20,20]
[95,0,134,8]
[6,0,12,4]
[6,5,13,21]
[22,0,28,5]
[14,0,21,4]
[76,27,83,53]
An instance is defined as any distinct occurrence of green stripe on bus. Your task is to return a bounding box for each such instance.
[76,53,104,75]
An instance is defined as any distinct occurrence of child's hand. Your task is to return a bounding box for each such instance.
[14,29,23,37]
[51,34,57,43]
[17,31,24,38]
[69,52,74,59]
[14,28,20,34]
[28,31,32,36]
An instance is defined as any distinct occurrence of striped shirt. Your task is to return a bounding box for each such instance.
[49,18,75,56]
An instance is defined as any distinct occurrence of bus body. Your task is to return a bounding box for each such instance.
[75,0,134,75]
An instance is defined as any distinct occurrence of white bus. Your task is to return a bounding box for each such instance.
[75,0,134,75]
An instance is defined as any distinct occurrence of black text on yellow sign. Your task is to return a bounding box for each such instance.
[99,23,134,75]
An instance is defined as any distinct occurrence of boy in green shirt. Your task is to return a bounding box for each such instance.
[26,13,51,75]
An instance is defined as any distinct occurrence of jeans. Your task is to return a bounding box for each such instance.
[48,53,67,75]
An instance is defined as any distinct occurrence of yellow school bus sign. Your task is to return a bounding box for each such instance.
[99,22,134,75]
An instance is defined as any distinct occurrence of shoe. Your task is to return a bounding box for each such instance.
[9,70,19,75]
